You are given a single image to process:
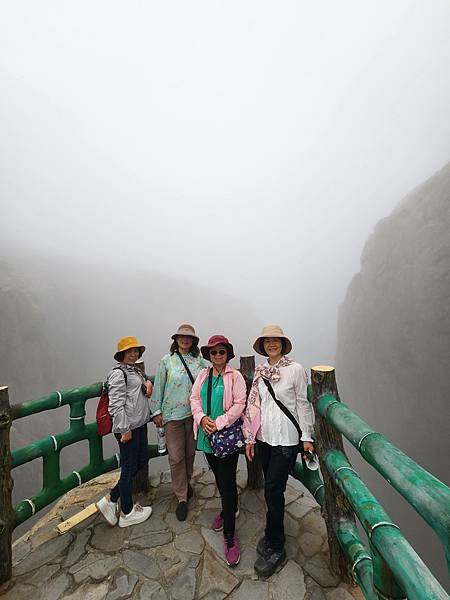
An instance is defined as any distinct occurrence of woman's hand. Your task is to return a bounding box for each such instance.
[303,441,315,455]
[153,414,164,428]
[245,443,255,461]
[121,430,132,443]
[144,380,153,398]
[200,416,217,435]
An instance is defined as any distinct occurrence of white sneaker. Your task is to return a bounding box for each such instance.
[118,503,152,528]
[96,496,118,526]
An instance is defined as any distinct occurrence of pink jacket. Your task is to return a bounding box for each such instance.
[190,365,247,439]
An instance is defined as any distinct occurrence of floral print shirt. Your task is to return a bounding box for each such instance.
[151,352,206,422]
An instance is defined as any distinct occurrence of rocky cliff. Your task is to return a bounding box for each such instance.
[335,162,450,589]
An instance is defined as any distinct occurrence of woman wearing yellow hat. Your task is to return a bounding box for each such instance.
[96,336,153,528]
[243,325,315,577]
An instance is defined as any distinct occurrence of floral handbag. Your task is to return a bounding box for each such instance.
[208,421,245,458]
[206,368,245,458]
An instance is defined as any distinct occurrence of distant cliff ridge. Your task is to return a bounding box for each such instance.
[336,162,450,589]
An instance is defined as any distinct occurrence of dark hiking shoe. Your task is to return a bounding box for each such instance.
[254,547,286,578]
[256,536,269,557]
[176,501,188,521]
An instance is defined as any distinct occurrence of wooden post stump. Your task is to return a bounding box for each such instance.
[0,386,14,584]
[311,366,355,583]
[240,356,263,489]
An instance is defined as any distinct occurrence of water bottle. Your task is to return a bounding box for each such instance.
[156,426,166,454]
[304,451,319,471]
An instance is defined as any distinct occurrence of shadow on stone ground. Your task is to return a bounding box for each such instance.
[0,468,363,600]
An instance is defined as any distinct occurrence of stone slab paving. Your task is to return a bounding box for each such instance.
[0,469,364,600]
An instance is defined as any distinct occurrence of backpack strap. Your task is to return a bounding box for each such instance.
[113,366,128,385]
[105,366,128,392]
[262,378,304,451]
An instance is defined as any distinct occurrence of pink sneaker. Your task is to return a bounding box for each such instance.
[224,533,240,567]
[212,509,240,532]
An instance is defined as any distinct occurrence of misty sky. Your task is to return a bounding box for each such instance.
[1,1,450,364]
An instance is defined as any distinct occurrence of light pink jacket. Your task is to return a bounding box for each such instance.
[190,365,247,439]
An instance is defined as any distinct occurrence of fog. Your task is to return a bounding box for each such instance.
[1,0,450,589]
[2,0,449,365]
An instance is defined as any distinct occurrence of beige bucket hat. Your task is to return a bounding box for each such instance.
[171,323,199,345]
[253,324,292,356]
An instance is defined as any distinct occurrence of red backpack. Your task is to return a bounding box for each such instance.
[96,367,128,436]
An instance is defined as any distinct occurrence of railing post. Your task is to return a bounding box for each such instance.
[0,386,14,584]
[311,366,355,583]
[133,361,149,494]
[240,356,263,489]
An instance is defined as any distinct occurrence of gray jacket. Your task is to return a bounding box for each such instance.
[107,363,151,434]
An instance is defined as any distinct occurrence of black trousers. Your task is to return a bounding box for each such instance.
[257,440,298,552]
[110,424,149,514]
[205,452,239,535]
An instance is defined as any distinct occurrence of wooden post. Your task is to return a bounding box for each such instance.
[133,361,149,495]
[240,356,264,489]
[0,386,14,584]
[311,366,355,583]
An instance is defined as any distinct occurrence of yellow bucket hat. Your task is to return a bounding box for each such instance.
[114,336,146,361]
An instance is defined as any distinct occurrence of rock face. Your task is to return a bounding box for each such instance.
[335,162,450,589]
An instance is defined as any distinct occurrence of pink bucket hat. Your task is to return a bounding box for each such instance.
[201,335,235,362]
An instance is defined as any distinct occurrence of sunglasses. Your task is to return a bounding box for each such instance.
[210,349,226,356]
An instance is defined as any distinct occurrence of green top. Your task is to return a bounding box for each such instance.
[197,374,224,453]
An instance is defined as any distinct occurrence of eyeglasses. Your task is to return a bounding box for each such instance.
[210,349,226,356]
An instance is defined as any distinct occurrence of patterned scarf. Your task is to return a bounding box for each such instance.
[243,356,293,443]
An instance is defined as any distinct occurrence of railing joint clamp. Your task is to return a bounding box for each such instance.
[323,399,340,419]
[352,555,371,575]
[312,483,324,498]
[333,465,356,478]
[357,431,378,451]
[369,521,400,539]
[24,498,36,515]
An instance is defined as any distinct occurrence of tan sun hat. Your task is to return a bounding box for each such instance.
[171,323,199,345]
[253,324,292,357]
[114,336,146,361]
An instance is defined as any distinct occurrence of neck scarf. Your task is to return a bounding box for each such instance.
[243,356,293,443]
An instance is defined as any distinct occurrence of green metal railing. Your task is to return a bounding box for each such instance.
[309,367,449,600]
[10,383,161,527]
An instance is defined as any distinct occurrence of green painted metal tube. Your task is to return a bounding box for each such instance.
[324,449,448,600]
[291,459,325,506]
[11,383,102,420]
[335,519,377,600]
[317,394,450,565]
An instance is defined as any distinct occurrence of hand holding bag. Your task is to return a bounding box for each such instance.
[206,368,244,458]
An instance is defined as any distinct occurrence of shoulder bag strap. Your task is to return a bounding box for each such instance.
[262,378,303,448]
[176,351,195,385]
[206,367,213,416]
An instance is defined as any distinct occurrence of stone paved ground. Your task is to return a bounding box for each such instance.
[0,468,363,600]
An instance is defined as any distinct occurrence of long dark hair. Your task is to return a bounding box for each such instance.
[170,339,200,358]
